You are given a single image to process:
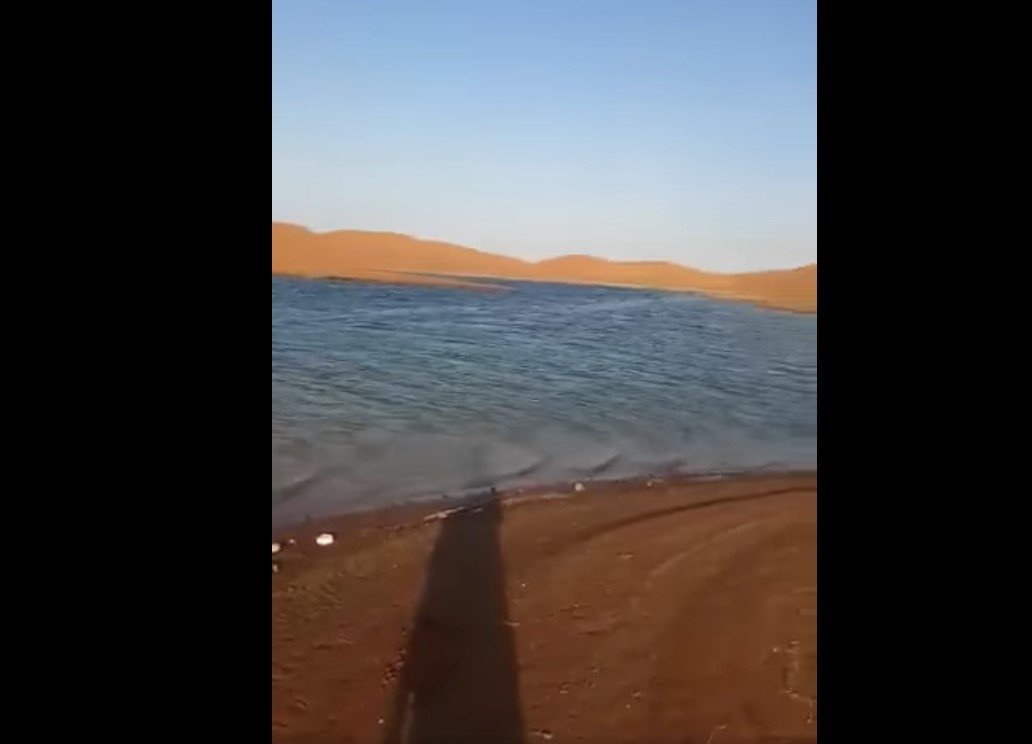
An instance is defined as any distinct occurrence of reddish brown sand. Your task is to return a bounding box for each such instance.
[271,223,817,313]
[272,473,817,743]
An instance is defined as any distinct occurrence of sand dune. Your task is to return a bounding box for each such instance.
[272,223,817,312]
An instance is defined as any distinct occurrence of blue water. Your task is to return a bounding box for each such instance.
[272,276,816,526]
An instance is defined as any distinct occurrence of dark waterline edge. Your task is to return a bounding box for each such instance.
[422,273,818,316]
[271,466,818,537]
[272,272,817,316]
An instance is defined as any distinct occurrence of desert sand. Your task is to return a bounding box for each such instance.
[272,472,817,743]
[271,223,817,313]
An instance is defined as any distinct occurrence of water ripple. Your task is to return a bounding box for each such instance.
[272,277,816,525]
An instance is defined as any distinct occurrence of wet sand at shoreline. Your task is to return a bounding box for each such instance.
[272,472,817,743]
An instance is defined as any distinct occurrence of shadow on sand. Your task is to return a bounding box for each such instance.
[381,492,525,744]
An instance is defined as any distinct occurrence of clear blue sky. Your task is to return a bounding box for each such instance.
[272,0,815,272]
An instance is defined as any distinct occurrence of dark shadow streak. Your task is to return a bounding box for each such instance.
[382,492,525,744]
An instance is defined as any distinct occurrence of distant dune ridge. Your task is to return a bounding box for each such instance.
[272,222,817,313]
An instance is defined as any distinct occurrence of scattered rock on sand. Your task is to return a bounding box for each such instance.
[315,532,336,547]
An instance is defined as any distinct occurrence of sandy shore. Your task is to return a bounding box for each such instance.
[272,473,817,743]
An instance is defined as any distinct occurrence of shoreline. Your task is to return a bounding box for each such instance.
[420,272,818,315]
[272,470,817,742]
[272,223,817,315]
[273,270,816,315]
[271,468,817,537]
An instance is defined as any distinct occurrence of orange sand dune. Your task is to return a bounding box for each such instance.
[272,223,817,312]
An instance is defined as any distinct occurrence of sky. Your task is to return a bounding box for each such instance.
[272,0,816,273]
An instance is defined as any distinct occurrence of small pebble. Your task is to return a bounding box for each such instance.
[272,542,282,555]
[574,482,585,493]
[315,532,335,547]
